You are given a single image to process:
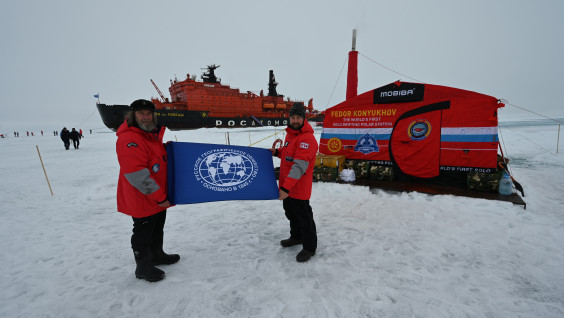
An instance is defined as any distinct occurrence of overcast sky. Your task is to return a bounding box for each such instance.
[1,0,563,131]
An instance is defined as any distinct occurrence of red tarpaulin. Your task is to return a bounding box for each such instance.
[320,82,504,178]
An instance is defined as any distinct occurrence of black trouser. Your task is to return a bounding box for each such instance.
[62,139,70,149]
[283,197,317,252]
[131,209,167,260]
[72,139,80,148]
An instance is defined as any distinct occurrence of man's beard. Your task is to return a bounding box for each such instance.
[137,118,157,132]
[289,122,304,131]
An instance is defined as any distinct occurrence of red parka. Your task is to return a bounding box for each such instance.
[276,120,318,200]
[116,121,169,217]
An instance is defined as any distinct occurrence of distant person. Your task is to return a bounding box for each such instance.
[70,128,81,149]
[41,130,43,136]
[269,103,319,262]
[90,129,92,134]
[79,129,83,137]
[116,99,178,282]
[60,127,70,150]
[27,131,29,136]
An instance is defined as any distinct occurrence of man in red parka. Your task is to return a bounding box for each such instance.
[116,99,179,282]
[270,103,319,262]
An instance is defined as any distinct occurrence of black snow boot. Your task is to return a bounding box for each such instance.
[296,249,315,262]
[280,237,302,248]
[151,249,180,266]
[150,233,180,266]
[134,251,165,282]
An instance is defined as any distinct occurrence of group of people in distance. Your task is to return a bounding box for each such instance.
[116,99,318,282]
[60,127,83,150]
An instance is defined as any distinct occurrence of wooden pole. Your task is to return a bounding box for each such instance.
[557,124,560,153]
[36,145,54,196]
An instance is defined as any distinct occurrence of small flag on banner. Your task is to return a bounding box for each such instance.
[94,94,99,98]
[166,142,279,204]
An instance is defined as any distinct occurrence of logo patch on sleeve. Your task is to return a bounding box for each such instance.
[299,142,309,149]
[152,163,160,173]
[127,142,138,147]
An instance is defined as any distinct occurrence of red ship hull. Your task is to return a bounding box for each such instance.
[96,104,303,131]
[96,66,320,131]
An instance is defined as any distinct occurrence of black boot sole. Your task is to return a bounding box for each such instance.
[296,250,315,262]
[280,240,302,248]
[136,273,165,282]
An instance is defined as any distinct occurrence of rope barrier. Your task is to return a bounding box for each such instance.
[325,56,349,110]
[504,101,564,125]
[358,52,425,83]
[75,109,98,128]
[499,124,551,152]
[248,130,285,147]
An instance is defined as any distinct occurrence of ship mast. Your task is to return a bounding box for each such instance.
[346,29,358,100]
[201,64,221,83]
[268,70,280,97]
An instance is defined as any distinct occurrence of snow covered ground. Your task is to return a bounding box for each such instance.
[1,123,563,317]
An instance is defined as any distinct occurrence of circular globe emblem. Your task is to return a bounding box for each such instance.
[197,150,257,188]
[408,120,431,140]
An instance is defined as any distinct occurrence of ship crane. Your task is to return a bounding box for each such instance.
[150,79,166,102]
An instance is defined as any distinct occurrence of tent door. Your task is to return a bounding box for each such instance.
[389,101,450,178]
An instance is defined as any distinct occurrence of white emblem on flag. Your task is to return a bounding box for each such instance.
[300,142,309,149]
[194,149,259,192]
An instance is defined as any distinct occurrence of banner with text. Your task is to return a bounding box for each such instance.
[166,142,279,204]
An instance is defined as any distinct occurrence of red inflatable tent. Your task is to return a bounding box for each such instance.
[319,81,504,178]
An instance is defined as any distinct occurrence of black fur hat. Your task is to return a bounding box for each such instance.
[289,103,306,119]
[130,99,155,112]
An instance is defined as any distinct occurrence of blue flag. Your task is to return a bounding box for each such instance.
[94,94,99,98]
[166,142,279,204]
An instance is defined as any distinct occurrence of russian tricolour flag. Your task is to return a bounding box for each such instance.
[166,142,279,204]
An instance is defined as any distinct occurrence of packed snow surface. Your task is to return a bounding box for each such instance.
[1,124,563,317]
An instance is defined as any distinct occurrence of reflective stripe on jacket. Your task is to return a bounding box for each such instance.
[116,121,168,217]
[276,120,318,200]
